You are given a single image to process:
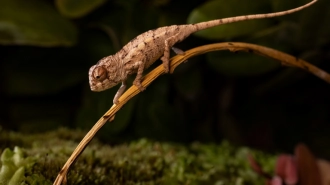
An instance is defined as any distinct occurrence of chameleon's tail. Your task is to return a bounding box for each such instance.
[192,0,317,32]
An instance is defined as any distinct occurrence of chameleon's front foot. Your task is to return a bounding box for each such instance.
[113,94,120,105]
[113,81,127,104]
[133,79,146,92]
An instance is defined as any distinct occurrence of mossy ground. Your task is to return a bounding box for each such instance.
[0,128,275,185]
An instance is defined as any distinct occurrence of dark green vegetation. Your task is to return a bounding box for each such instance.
[0,128,275,184]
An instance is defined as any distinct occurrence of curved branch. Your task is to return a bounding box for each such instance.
[53,42,330,185]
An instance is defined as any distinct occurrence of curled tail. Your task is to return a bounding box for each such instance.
[192,0,317,31]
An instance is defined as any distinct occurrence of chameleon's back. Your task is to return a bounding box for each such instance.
[118,25,192,70]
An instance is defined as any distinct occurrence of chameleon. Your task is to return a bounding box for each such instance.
[89,0,317,104]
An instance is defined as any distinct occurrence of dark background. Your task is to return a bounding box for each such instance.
[1,0,329,158]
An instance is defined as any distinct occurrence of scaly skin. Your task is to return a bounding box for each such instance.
[88,0,317,104]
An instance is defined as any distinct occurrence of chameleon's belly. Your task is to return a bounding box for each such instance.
[143,48,164,68]
[139,35,168,68]
[122,47,164,75]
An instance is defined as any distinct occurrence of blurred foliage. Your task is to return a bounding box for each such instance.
[0,0,330,160]
[0,0,77,46]
[0,147,44,185]
[187,0,272,39]
[0,128,276,184]
[55,0,108,18]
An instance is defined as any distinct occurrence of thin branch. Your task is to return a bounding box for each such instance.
[53,42,330,185]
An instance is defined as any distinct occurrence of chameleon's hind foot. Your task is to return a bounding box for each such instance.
[160,56,170,73]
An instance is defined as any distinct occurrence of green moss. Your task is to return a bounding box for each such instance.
[0,128,275,184]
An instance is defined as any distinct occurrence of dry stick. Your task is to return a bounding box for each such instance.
[53,42,330,185]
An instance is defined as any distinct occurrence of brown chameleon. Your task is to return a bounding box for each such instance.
[89,0,317,104]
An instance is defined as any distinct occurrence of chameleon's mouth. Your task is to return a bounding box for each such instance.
[88,65,100,92]
[90,85,97,91]
[89,75,103,92]
[89,81,98,92]
[89,73,111,92]
[89,81,104,92]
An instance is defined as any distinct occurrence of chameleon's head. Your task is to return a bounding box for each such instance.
[89,56,121,92]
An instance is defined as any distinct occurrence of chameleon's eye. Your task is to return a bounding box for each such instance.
[93,66,108,81]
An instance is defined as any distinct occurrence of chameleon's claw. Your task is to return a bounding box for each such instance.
[163,65,169,73]
[113,98,119,105]
[138,86,146,92]
[133,79,146,92]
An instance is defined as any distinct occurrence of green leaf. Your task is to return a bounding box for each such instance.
[271,0,309,19]
[206,50,280,76]
[0,0,77,47]
[187,0,275,39]
[8,167,24,185]
[291,0,330,49]
[55,0,107,18]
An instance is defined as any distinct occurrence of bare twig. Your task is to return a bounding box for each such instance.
[53,42,330,185]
